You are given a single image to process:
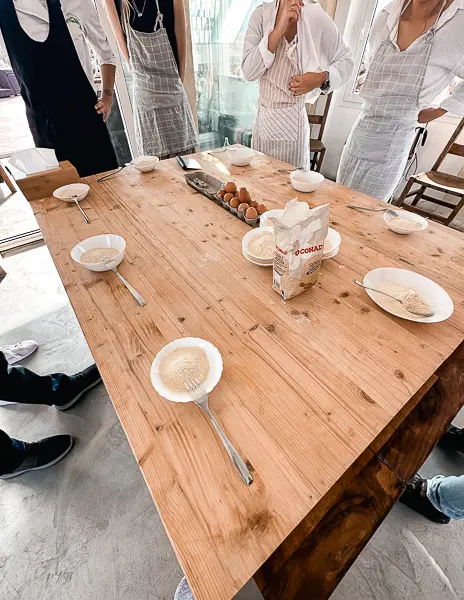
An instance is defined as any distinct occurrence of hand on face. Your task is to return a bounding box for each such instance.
[276,0,304,32]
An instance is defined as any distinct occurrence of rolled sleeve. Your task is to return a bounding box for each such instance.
[258,35,276,69]
[440,68,464,116]
[81,0,116,67]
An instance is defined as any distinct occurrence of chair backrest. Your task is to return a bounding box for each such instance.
[308,93,333,141]
[432,117,464,171]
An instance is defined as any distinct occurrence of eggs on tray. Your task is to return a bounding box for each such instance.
[217,182,268,226]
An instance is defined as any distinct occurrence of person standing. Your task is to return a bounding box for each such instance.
[105,0,198,159]
[337,0,464,201]
[242,0,353,171]
[0,0,119,177]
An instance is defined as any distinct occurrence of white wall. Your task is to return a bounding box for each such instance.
[320,0,463,195]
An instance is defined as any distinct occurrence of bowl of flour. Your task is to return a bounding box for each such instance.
[242,227,275,266]
[384,210,428,234]
[150,338,223,402]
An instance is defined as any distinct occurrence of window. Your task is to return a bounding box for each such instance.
[189,0,261,149]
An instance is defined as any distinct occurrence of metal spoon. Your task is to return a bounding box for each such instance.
[353,280,434,318]
[72,195,90,224]
[348,205,400,218]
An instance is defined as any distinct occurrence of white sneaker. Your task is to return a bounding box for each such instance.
[2,340,39,365]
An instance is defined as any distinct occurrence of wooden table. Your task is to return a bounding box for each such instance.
[32,151,464,600]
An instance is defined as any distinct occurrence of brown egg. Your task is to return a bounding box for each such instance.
[224,182,237,194]
[257,204,268,215]
[230,197,240,209]
[245,207,258,219]
[217,189,226,199]
[249,200,259,209]
[223,193,234,203]
[238,187,251,203]
[238,203,249,213]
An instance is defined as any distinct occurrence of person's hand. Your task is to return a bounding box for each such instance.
[418,107,447,124]
[275,0,304,33]
[95,91,113,122]
[289,72,327,96]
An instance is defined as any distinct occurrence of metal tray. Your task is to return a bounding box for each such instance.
[184,172,224,201]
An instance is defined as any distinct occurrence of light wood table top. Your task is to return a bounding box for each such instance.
[32,150,464,600]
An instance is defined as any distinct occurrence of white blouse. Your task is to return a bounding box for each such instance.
[366,0,464,114]
[9,0,115,90]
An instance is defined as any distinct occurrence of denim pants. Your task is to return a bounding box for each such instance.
[427,475,464,520]
[0,350,73,475]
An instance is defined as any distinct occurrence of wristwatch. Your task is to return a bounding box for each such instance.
[320,71,330,92]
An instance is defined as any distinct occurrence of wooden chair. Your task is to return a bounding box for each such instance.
[308,92,333,172]
[0,163,16,194]
[396,118,464,226]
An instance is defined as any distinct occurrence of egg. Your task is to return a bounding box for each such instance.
[223,193,234,203]
[257,204,268,215]
[245,207,258,219]
[217,189,226,199]
[238,203,249,213]
[224,182,237,194]
[230,197,240,209]
[249,200,259,209]
[238,187,251,203]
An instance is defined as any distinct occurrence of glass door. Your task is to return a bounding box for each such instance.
[189,0,262,150]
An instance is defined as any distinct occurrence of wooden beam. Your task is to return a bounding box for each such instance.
[255,344,464,600]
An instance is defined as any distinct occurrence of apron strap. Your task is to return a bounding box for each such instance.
[154,0,164,31]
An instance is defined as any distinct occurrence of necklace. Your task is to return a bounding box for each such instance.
[128,0,147,18]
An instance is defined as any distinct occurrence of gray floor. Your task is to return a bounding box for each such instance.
[1,193,464,600]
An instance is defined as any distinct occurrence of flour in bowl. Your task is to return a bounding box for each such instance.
[389,217,422,230]
[81,247,119,264]
[372,284,432,318]
[159,347,209,392]
[248,231,275,259]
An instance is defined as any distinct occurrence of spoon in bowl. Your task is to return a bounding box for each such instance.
[348,205,400,218]
[353,280,434,318]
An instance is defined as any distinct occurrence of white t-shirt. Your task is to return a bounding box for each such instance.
[9,0,116,90]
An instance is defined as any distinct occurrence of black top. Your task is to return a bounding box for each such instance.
[115,0,179,69]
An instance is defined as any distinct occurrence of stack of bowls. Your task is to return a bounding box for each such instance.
[242,227,274,267]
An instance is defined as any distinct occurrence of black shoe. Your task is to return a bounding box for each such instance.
[1,435,74,480]
[400,474,451,524]
[438,425,464,454]
[54,364,102,411]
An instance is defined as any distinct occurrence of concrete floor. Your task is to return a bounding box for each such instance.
[1,200,464,600]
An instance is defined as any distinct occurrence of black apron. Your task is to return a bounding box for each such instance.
[0,0,118,177]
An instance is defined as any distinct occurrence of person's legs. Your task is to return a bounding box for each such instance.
[0,351,101,409]
[426,475,464,520]
[0,428,74,479]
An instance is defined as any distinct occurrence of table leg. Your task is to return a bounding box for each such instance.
[254,342,464,600]
[0,163,16,194]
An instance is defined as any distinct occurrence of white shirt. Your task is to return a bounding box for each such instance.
[366,0,464,114]
[10,0,115,90]
[242,0,353,104]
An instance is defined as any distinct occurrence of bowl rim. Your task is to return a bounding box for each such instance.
[71,233,126,266]
[53,183,90,200]
[383,210,428,231]
[242,226,275,261]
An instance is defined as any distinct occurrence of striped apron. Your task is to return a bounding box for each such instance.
[252,36,311,171]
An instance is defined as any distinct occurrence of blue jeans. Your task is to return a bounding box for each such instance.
[427,475,464,520]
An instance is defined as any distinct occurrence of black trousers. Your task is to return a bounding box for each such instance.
[0,351,73,475]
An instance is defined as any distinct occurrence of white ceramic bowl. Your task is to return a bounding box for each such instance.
[71,234,126,272]
[242,227,274,266]
[363,267,454,323]
[322,228,341,260]
[150,338,223,402]
[290,170,324,193]
[260,209,284,229]
[383,210,428,234]
[131,155,160,172]
[227,147,256,166]
[53,183,90,203]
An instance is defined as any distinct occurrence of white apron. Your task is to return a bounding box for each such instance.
[252,2,311,171]
[337,0,446,201]
[126,0,198,159]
